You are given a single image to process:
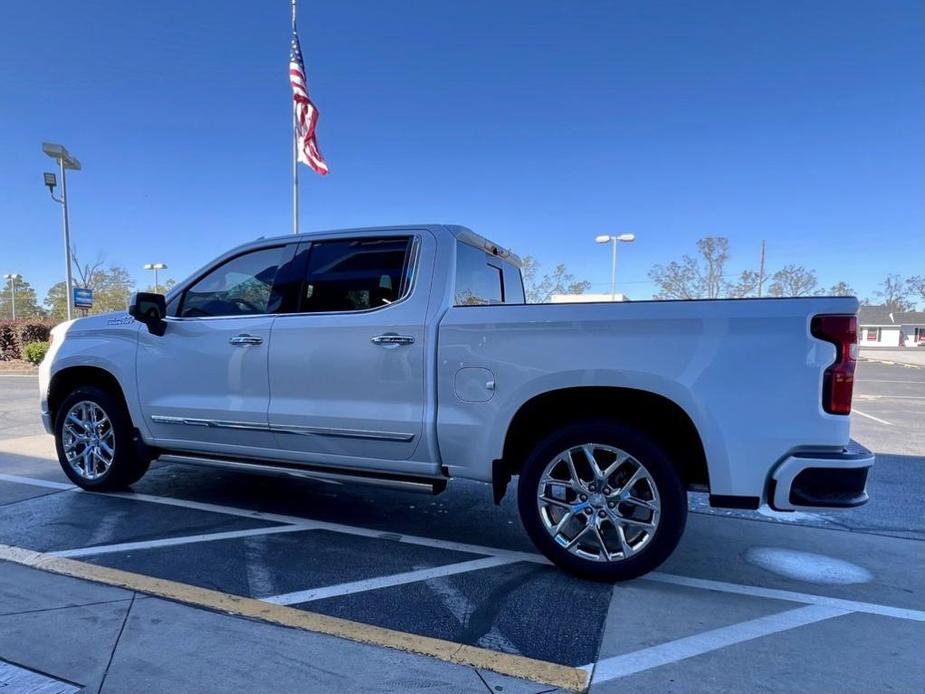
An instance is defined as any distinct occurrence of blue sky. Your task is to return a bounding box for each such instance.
[1,0,922,302]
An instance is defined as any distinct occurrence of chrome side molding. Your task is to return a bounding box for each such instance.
[150,416,267,432]
[271,423,415,442]
[150,416,414,442]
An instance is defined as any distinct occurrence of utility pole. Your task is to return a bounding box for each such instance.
[42,143,81,321]
[757,240,766,298]
[3,273,20,321]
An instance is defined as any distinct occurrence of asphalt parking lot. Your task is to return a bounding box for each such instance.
[0,364,922,693]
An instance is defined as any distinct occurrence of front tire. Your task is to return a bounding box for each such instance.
[54,385,149,491]
[517,418,687,581]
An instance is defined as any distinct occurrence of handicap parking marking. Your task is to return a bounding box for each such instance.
[51,524,311,558]
[2,469,924,690]
[300,559,614,667]
[2,471,922,622]
[263,556,516,605]
[0,543,590,693]
[72,529,498,604]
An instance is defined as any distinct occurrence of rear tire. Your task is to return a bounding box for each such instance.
[517,418,687,581]
[54,385,150,491]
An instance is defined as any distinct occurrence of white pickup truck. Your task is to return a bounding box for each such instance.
[39,225,873,580]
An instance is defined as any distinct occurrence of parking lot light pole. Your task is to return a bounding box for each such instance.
[42,143,81,321]
[594,233,636,301]
[2,273,21,321]
[143,263,168,294]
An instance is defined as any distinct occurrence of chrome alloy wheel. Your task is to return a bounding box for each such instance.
[536,443,661,562]
[62,401,116,481]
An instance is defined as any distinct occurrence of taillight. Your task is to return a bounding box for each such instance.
[811,314,858,415]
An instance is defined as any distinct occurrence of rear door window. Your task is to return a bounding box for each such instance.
[297,237,414,313]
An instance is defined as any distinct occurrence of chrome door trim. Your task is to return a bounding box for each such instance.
[150,416,269,432]
[271,423,415,442]
[151,416,414,442]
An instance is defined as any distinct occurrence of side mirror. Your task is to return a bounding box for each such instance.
[128,292,167,336]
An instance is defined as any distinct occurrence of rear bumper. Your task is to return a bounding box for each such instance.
[769,440,874,511]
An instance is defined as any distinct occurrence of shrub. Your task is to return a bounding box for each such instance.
[20,322,52,344]
[23,341,49,365]
[0,320,56,361]
[0,323,18,361]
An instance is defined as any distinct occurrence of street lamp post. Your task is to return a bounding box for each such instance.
[42,143,81,321]
[3,273,21,321]
[594,233,636,301]
[143,263,168,294]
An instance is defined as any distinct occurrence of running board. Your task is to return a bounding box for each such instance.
[156,453,448,495]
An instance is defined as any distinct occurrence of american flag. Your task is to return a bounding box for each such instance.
[290,32,329,176]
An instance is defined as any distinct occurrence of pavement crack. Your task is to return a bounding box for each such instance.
[96,591,136,694]
[0,487,70,509]
[0,596,134,619]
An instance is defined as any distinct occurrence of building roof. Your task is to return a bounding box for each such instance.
[858,305,925,326]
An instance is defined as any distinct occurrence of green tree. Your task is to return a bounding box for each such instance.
[1,276,46,319]
[521,256,591,304]
[44,264,136,320]
[143,278,177,294]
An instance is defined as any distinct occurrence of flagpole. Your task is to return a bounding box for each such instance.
[291,0,299,235]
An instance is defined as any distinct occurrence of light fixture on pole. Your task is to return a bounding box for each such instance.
[143,263,168,294]
[3,273,21,321]
[594,233,635,301]
[42,142,81,321]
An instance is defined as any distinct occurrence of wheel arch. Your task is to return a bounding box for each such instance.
[48,365,133,431]
[496,386,709,501]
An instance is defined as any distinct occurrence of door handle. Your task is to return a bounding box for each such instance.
[229,334,263,346]
[370,334,415,346]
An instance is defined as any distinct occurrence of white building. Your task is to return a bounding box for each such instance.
[858,305,925,348]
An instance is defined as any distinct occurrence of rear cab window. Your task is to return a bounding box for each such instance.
[294,236,415,313]
[454,242,524,306]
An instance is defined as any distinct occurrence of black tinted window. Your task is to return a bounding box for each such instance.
[503,263,525,304]
[300,237,413,313]
[181,246,287,318]
[455,243,505,306]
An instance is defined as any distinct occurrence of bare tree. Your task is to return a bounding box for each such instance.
[906,276,924,308]
[825,281,855,297]
[767,265,818,297]
[521,256,591,304]
[649,237,730,299]
[874,274,915,311]
[727,270,762,298]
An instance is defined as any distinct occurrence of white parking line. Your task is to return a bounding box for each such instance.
[0,472,73,490]
[1,471,922,624]
[852,409,893,425]
[643,572,925,621]
[588,604,849,683]
[51,524,311,558]
[263,556,516,605]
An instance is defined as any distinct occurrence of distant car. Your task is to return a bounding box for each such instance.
[38,224,874,581]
